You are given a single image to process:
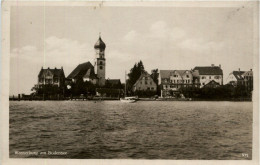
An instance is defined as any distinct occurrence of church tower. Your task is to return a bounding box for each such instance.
[94,35,106,86]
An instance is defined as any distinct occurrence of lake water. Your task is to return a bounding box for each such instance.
[9,101,252,159]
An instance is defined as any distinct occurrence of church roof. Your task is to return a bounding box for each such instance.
[67,62,96,79]
[94,37,106,49]
[193,66,223,75]
[38,67,65,78]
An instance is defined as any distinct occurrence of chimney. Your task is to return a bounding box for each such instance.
[239,68,240,71]
[211,64,214,67]
[250,69,252,71]
[219,64,221,68]
[61,66,63,69]
[41,66,43,69]
[48,67,50,69]
[55,67,57,69]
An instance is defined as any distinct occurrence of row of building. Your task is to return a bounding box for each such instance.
[132,64,253,97]
[34,35,253,98]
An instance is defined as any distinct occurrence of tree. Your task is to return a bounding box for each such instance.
[151,69,159,85]
[127,60,145,91]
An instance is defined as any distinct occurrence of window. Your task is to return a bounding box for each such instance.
[215,76,219,79]
[139,87,141,90]
[46,79,52,84]
[100,61,103,65]
[147,87,150,90]
[145,81,148,85]
[209,76,211,79]
[140,81,142,85]
[150,82,152,85]
[202,76,205,79]
[151,87,154,90]
[54,78,58,83]
[100,66,103,70]
[174,75,177,77]
[186,75,189,78]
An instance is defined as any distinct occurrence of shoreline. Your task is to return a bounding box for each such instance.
[9,98,252,102]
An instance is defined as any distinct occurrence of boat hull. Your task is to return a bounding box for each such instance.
[120,98,136,103]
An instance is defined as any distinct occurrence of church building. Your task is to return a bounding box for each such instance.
[67,35,107,86]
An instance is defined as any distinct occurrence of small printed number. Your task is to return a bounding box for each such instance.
[242,153,249,157]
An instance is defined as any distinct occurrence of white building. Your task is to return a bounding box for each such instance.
[193,64,223,88]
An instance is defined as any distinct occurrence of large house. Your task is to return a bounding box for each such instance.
[67,36,107,86]
[226,69,253,91]
[132,72,157,92]
[37,67,65,88]
[159,70,193,97]
[226,69,245,86]
[193,64,223,88]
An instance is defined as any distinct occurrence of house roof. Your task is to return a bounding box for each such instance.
[193,66,223,75]
[160,70,192,79]
[38,68,65,78]
[232,71,245,80]
[106,79,121,85]
[134,71,155,86]
[160,70,173,79]
[67,62,96,79]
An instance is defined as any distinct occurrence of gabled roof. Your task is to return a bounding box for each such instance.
[232,71,245,80]
[160,70,173,79]
[134,71,155,86]
[193,66,223,75]
[203,80,220,88]
[106,79,121,85]
[38,68,65,78]
[67,62,95,79]
[160,70,192,79]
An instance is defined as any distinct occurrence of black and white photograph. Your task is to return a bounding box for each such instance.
[1,1,259,164]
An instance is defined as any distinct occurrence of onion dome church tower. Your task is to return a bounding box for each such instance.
[94,35,106,86]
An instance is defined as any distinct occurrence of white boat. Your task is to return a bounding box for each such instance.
[120,97,136,103]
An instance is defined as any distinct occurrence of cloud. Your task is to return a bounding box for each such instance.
[178,38,224,52]
[123,30,137,42]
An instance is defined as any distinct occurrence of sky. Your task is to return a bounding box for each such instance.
[10,4,255,95]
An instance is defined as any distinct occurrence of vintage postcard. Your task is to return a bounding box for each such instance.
[1,1,259,165]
